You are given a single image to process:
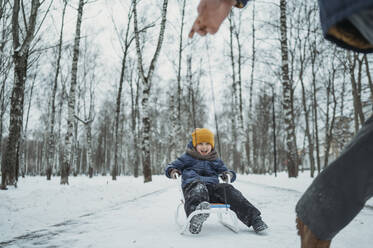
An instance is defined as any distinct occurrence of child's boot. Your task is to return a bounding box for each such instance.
[296,217,331,248]
[189,201,210,234]
[252,216,268,233]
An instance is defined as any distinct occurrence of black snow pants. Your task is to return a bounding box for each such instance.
[183,180,261,227]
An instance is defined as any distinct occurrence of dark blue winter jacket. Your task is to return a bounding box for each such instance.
[165,141,236,188]
[318,0,373,53]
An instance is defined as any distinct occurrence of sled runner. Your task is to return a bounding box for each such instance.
[174,174,240,234]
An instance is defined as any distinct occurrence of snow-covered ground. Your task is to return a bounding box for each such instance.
[0,172,372,247]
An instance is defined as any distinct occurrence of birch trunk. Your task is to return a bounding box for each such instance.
[247,0,256,172]
[310,40,321,174]
[86,120,93,177]
[61,0,85,185]
[300,77,315,177]
[0,73,7,172]
[133,0,168,183]
[22,69,36,177]
[72,86,81,176]
[0,0,11,169]
[168,94,177,162]
[113,7,134,180]
[323,54,337,169]
[228,13,239,172]
[280,0,298,177]
[177,0,186,119]
[234,13,245,173]
[75,95,94,179]
[175,0,186,155]
[56,81,67,175]
[364,55,373,107]
[133,77,140,177]
[348,52,365,132]
[113,53,127,180]
[47,0,67,180]
[298,3,316,177]
[1,0,40,189]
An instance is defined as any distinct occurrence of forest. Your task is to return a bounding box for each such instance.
[0,0,372,188]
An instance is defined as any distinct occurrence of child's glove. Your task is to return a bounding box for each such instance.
[170,169,181,179]
[220,171,233,183]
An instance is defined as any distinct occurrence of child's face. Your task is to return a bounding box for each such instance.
[196,142,212,156]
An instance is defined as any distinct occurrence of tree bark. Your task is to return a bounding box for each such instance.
[113,6,134,180]
[363,55,373,108]
[323,55,337,169]
[0,0,12,168]
[22,68,37,177]
[177,0,186,120]
[47,0,67,180]
[133,0,168,183]
[299,54,315,177]
[112,53,125,180]
[75,112,94,179]
[247,0,256,172]
[280,0,298,177]
[348,52,365,132]
[228,13,239,173]
[61,0,85,185]
[2,0,40,189]
[310,40,321,174]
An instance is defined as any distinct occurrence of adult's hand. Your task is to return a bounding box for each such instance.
[189,0,236,38]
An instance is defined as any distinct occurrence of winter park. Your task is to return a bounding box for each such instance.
[1,0,373,248]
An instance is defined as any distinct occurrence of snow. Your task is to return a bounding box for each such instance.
[1,173,372,247]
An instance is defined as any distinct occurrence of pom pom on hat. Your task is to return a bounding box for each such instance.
[192,128,215,148]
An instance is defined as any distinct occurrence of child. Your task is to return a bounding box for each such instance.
[165,128,268,234]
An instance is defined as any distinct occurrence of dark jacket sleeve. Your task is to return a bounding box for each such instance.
[318,0,373,53]
[296,115,373,240]
[214,159,237,183]
[235,0,249,8]
[165,155,186,178]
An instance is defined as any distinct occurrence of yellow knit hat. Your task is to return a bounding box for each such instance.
[192,128,215,148]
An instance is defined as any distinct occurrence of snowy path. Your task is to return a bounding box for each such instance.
[1,179,373,248]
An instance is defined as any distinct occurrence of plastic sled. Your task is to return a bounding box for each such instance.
[174,174,240,235]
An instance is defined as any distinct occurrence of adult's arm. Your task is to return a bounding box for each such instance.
[189,0,248,38]
[318,0,373,52]
[296,115,373,240]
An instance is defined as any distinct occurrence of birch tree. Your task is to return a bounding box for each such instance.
[128,63,140,177]
[279,0,298,177]
[22,67,37,176]
[61,0,85,185]
[75,36,97,178]
[111,5,134,180]
[132,0,168,183]
[323,48,338,168]
[348,52,365,132]
[0,0,12,170]
[228,13,240,173]
[75,102,94,178]
[112,4,153,180]
[174,0,186,156]
[310,38,321,174]
[363,55,373,105]
[232,11,245,173]
[46,0,67,180]
[247,0,256,172]
[296,2,316,177]
[1,0,41,189]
